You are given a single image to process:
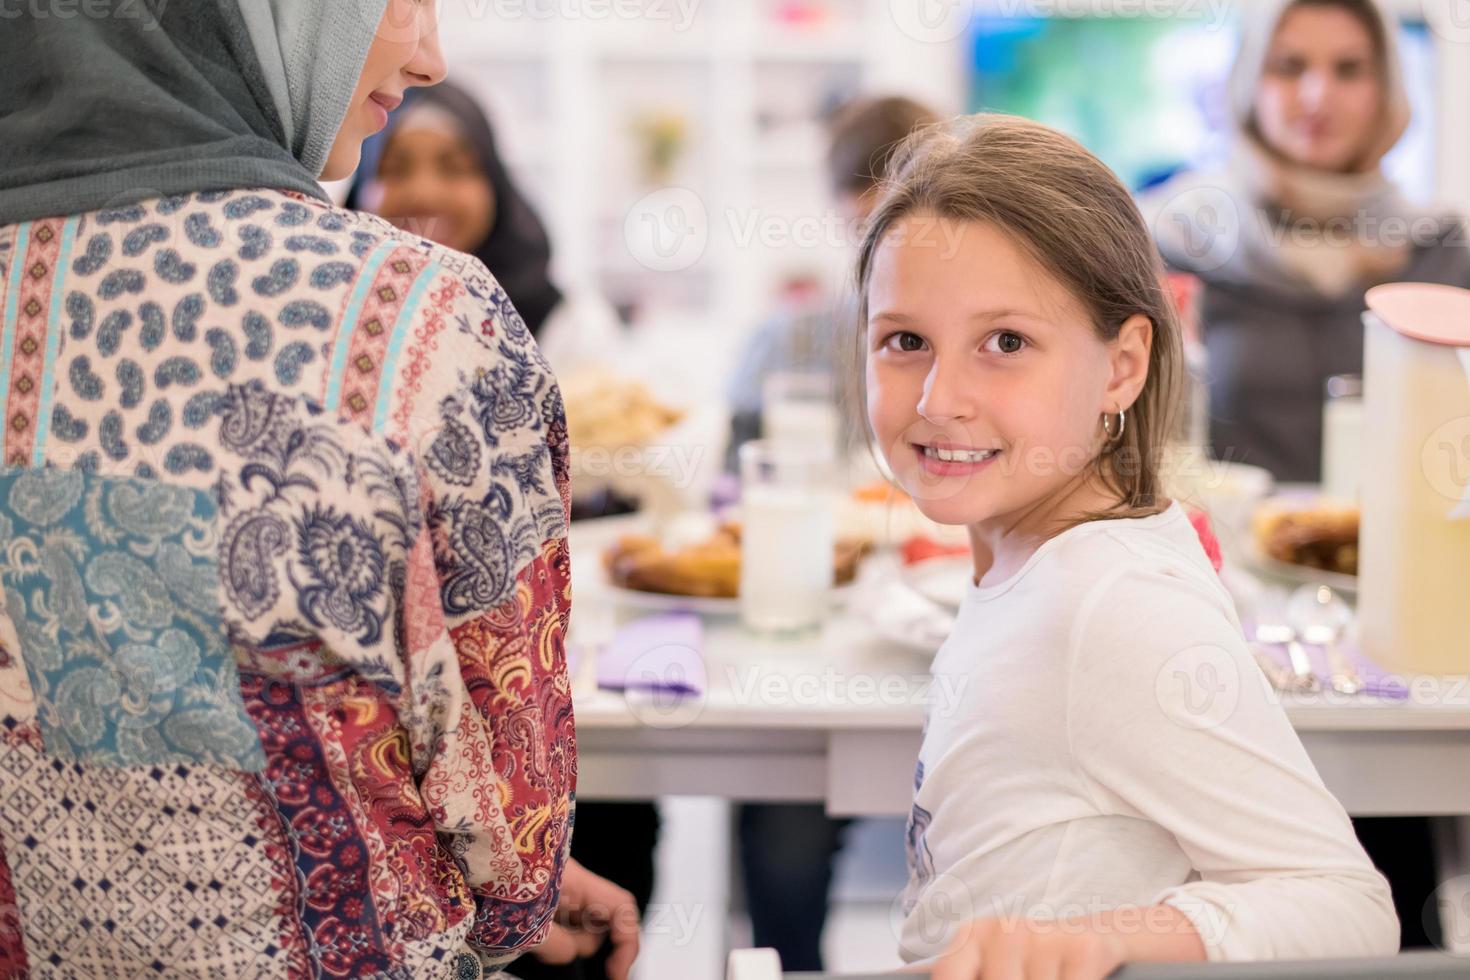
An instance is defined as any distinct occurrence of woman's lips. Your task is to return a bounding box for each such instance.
[367,92,402,131]
[367,100,389,131]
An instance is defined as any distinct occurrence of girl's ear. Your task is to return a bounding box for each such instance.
[1104,314,1153,413]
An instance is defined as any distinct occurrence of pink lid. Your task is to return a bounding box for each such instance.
[1364,282,1470,348]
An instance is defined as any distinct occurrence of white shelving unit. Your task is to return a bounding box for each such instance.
[436,0,966,347]
[430,0,1470,370]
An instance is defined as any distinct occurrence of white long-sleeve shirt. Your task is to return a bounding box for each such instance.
[899,502,1398,963]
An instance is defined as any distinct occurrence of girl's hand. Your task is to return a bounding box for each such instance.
[928,906,1205,980]
[928,917,1127,980]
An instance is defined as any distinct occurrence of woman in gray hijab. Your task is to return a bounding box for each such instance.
[1148,0,1460,949]
[0,3,635,977]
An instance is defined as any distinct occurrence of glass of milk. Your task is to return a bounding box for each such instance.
[762,371,840,457]
[1321,373,1364,500]
[738,439,836,637]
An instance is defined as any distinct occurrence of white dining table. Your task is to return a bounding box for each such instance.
[568,517,1470,821]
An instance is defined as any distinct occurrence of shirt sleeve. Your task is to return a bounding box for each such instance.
[390,264,576,968]
[1065,562,1398,962]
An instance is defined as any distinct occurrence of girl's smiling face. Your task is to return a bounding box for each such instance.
[864,213,1148,530]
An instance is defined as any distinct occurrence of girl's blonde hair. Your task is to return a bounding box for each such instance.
[852,113,1184,524]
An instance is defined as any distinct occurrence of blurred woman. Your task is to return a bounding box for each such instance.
[1151,0,1470,481]
[1149,0,1465,947]
[346,80,620,374]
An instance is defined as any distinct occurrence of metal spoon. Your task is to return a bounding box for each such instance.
[1253,588,1319,692]
[1287,583,1362,695]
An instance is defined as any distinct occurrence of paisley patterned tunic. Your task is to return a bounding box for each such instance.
[0,187,575,979]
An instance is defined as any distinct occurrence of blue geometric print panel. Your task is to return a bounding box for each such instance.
[0,467,264,769]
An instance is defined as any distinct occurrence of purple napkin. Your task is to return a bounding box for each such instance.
[596,613,706,696]
[1245,621,1409,700]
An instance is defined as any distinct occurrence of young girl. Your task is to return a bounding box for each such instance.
[856,115,1398,978]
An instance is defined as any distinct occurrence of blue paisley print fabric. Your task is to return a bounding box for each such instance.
[0,466,262,769]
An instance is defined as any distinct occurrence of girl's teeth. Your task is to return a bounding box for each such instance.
[924,446,997,463]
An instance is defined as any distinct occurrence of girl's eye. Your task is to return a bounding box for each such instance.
[884,331,926,353]
[985,331,1027,356]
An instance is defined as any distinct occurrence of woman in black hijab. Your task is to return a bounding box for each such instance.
[346,80,563,339]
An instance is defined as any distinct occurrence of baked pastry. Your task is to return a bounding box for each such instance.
[603,522,871,598]
[561,369,683,449]
[1252,501,1358,575]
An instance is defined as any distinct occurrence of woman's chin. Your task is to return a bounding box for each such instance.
[320,143,363,183]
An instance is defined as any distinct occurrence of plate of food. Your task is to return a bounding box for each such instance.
[561,368,687,516]
[1244,495,1358,595]
[600,519,872,616]
[834,480,970,550]
[900,553,973,610]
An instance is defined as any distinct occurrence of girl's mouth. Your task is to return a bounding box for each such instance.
[913,443,1002,477]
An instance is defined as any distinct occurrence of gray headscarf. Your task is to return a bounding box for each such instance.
[0,0,388,226]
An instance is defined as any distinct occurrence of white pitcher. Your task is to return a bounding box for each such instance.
[1358,283,1470,677]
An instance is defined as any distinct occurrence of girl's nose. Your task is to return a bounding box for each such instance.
[916,358,974,425]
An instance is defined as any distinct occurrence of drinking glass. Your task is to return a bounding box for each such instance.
[737,439,836,637]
